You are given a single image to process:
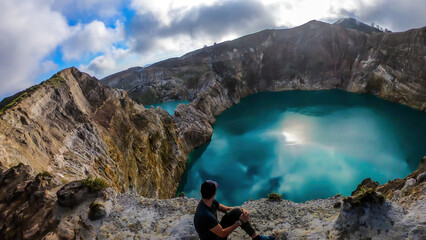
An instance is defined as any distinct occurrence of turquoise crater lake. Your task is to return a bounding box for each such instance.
[173,90,426,206]
[146,100,191,115]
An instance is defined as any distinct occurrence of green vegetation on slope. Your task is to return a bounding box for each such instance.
[0,86,39,114]
[0,74,65,115]
[82,176,108,192]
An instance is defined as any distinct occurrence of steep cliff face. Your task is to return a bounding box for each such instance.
[0,67,209,198]
[102,20,426,113]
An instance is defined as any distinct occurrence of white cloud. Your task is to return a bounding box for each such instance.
[0,0,70,97]
[39,60,59,75]
[61,20,125,61]
[336,0,426,32]
[130,0,221,26]
[80,47,134,77]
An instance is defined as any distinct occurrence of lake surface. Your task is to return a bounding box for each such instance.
[146,100,190,115]
[173,90,426,206]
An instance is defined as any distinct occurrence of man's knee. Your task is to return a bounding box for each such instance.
[229,207,243,215]
[225,207,244,220]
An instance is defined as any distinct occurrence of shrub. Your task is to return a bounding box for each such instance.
[177,192,186,197]
[61,178,69,184]
[267,192,283,201]
[39,170,52,178]
[82,175,108,192]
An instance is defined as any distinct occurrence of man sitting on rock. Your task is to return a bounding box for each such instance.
[194,180,275,240]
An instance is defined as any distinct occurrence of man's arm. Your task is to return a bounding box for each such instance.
[209,222,240,238]
[210,212,249,238]
[218,204,233,213]
[219,204,250,217]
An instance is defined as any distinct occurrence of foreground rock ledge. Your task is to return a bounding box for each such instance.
[0,158,424,240]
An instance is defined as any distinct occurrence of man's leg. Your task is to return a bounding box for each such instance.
[220,208,256,238]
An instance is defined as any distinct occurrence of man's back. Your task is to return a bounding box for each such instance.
[194,200,220,240]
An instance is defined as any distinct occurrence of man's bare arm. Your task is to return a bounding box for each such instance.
[210,213,249,238]
[219,204,250,218]
[210,222,239,238]
[218,204,233,213]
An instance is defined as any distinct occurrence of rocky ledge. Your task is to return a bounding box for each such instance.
[0,157,424,239]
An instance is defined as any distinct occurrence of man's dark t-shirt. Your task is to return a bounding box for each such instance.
[194,199,220,240]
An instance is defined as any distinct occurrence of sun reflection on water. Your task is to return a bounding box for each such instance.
[280,113,312,145]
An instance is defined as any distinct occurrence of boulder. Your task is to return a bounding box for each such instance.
[351,178,379,196]
[416,172,426,183]
[401,178,417,194]
[88,202,107,221]
[56,181,90,208]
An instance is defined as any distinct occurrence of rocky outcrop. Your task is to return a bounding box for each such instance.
[57,180,100,208]
[350,178,379,196]
[2,158,424,240]
[0,164,59,240]
[0,67,202,199]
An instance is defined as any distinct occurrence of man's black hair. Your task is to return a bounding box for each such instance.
[200,180,218,199]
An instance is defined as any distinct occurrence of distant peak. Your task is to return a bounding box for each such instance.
[58,66,78,73]
[333,18,382,33]
[305,20,326,25]
[334,18,358,24]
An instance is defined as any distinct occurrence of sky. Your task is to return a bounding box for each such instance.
[0,0,425,100]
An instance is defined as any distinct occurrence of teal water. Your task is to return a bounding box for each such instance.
[147,100,191,115]
[175,90,426,206]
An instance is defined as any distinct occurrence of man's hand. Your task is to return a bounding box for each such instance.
[241,208,249,216]
[239,211,250,223]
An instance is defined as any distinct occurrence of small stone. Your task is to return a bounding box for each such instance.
[416,172,426,183]
[401,178,416,193]
[334,202,341,209]
[88,202,107,221]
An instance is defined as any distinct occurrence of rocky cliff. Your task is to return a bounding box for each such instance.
[0,67,211,199]
[102,20,426,115]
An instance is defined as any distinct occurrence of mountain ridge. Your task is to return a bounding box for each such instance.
[101,19,426,113]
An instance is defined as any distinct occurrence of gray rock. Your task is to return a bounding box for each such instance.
[416,172,426,183]
[57,181,90,207]
[351,178,379,196]
[88,202,107,220]
[401,178,417,193]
